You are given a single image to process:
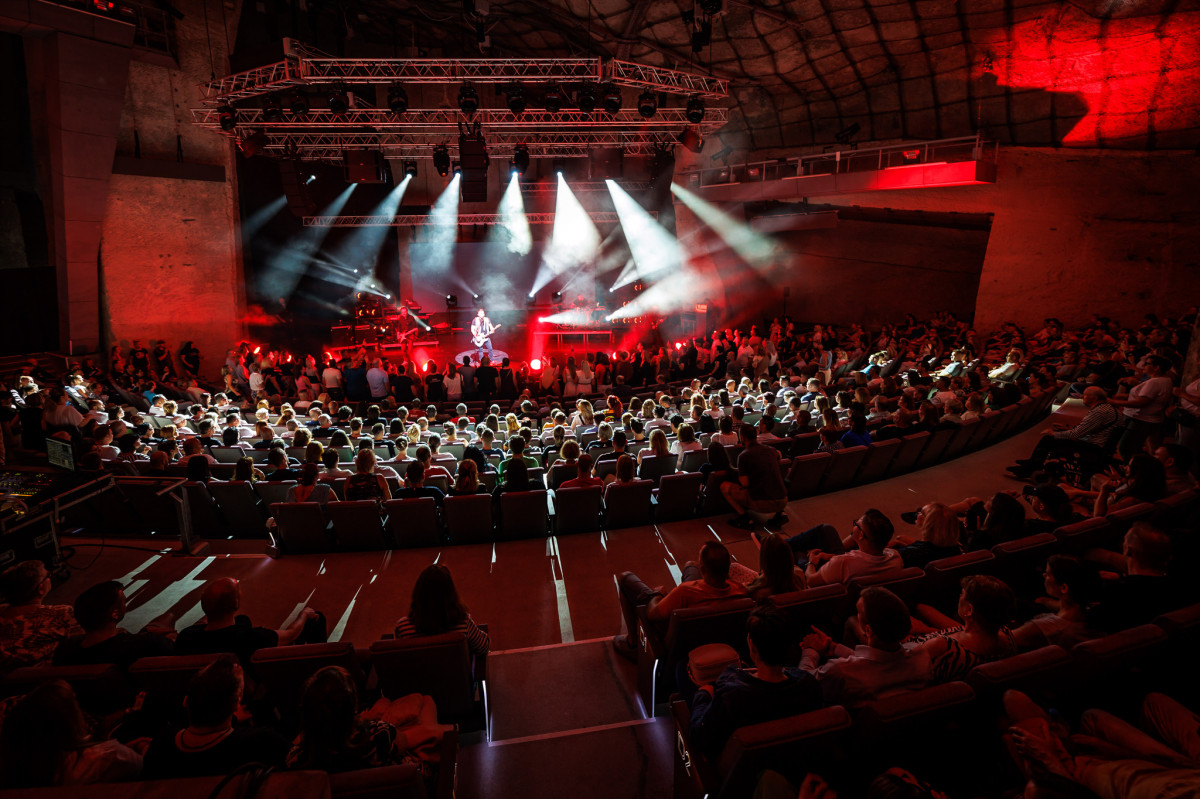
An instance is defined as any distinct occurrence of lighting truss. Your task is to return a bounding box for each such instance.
[199,38,729,104]
[303,212,643,227]
[192,107,727,130]
[245,131,684,161]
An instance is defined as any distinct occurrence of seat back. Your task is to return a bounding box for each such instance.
[991,533,1059,589]
[272,502,332,554]
[664,598,758,667]
[250,642,360,732]
[965,645,1070,701]
[129,653,223,723]
[785,452,831,499]
[368,633,476,723]
[445,494,495,544]
[654,472,703,521]
[1,664,131,716]
[595,456,620,481]
[1153,489,1199,528]
[790,432,820,457]
[500,489,549,539]
[699,470,734,515]
[603,480,654,528]
[941,420,979,460]
[116,478,182,535]
[846,567,926,608]
[553,486,603,535]
[208,481,266,536]
[819,445,869,491]
[548,464,576,490]
[914,426,959,469]
[255,481,297,506]
[1054,517,1118,553]
[854,681,976,754]
[638,455,679,486]
[679,449,708,473]
[1071,623,1167,682]
[769,583,847,638]
[921,550,996,611]
[329,763,429,799]
[182,481,228,537]
[715,706,852,798]
[211,446,248,463]
[427,475,451,494]
[384,498,441,548]
[885,432,930,476]
[327,500,389,550]
[855,439,901,483]
[1105,502,1158,536]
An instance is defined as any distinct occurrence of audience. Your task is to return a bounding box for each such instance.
[394,564,489,656]
[0,560,81,672]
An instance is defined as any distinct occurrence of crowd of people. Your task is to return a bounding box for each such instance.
[1,307,1199,795]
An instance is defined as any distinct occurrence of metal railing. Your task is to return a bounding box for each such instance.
[678,136,997,188]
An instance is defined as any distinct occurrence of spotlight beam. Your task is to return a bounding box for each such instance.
[670,182,785,272]
[532,173,600,295]
[328,175,411,277]
[261,184,356,299]
[606,179,682,291]
[426,173,462,274]
[497,172,531,256]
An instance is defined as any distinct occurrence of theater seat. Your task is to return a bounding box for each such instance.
[922,550,996,612]
[444,494,494,544]
[249,642,364,732]
[768,583,847,640]
[499,489,550,540]
[1,663,131,717]
[853,681,976,771]
[327,500,390,550]
[603,480,654,528]
[965,645,1070,703]
[271,502,333,555]
[129,653,224,726]
[845,567,926,608]
[653,472,703,521]
[384,497,442,548]
[369,633,486,731]
[553,486,603,534]
[785,453,831,499]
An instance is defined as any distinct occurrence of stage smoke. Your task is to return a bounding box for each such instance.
[606,179,683,291]
[670,182,785,273]
[260,184,356,300]
[532,173,600,295]
[242,195,288,240]
[328,176,411,286]
[497,172,532,256]
[427,174,462,275]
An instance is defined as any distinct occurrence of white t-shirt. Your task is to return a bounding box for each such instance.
[812,548,904,586]
[322,367,343,389]
[1124,376,1173,423]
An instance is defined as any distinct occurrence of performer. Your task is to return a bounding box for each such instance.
[470,307,500,365]
[395,305,417,358]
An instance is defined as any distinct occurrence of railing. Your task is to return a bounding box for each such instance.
[678,136,997,188]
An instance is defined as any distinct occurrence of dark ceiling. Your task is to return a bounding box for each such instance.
[239,0,1200,154]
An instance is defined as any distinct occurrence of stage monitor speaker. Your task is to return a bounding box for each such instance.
[344,150,387,183]
[589,148,623,180]
[278,160,316,217]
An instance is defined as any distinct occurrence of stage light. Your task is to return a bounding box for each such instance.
[289,91,310,116]
[423,361,430,373]
[388,84,409,115]
[675,342,683,350]
[253,345,261,354]
[458,84,479,115]
[328,86,350,115]
[552,157,567,175]
[403,160,418,179]
[637,91,658,118]
[678,127,704,153]
[305,173,317,184]
[217,104,238,131]
[505,84,526,115]
[685,96,706,124]
[452,161,462,175]
[510,144,530,175]
[543,85,563,112]
[432,145,451,176]
[601,84,622,114]
[553,291,562,302]
[528,292,535,299]
[576,84,596,114]
[530,358,542,370]
[446,294,458,308]
[263,95,283,123]
[472,293,480,300]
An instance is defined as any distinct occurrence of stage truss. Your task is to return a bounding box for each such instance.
[191,39,729,163]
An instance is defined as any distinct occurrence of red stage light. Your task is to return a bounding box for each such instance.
[423,362,430,373]
[530,358,542,370]
[674,342,683,350]
[253,346,261,354]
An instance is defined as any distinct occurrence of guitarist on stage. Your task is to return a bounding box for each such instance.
[395,305,418,358]
[471,307,500,365]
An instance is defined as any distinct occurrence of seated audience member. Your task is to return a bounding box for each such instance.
[0,560,82,672]
[560,452,604,489]
[285,462,335,505]
[782,509,904,587]
[961,492,1028,551]
[603,453,638,495]
[232,456,266,483]
[393,564,490,656]
[800,587,932,707]
[318,448,353,481]
[1155,443,1198,494]
[1002,689,1200,799]
[1092,453,1168,517]
[1010,555,1103,650]
[53,580,173,668]
[450,458,485,496]
[892,503,965,568]
[1021,484,1077,535]
[175,577,324,666]
[687,606,824,759]
[711,414,738,446]
[498,434,540,479]
[288,665,423,773]
[670,424,703,457]
[142,655,289,778]
[394,461,447,505]
[1006,387,1120,479]
[414,444,454,482]
[906,575,1017,682]
[721,425,788,529]
[614,541,748,660]
[264,448,301,481]
[727,532,806,601]
[1091,523,1179,632]
[345,448,392,502]
[0,680,142,787]
[840,411,872,448]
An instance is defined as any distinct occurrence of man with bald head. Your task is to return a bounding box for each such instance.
[174,577,324,666]
[1006,386,1121,479]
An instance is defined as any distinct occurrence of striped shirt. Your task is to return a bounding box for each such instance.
[393,616,489,656]
[1053,402,1120,447]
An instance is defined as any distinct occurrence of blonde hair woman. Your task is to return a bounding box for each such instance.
[637,428,670,468]
[892,502,964,568]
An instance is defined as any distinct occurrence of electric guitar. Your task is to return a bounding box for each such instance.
[472,323,501,348]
